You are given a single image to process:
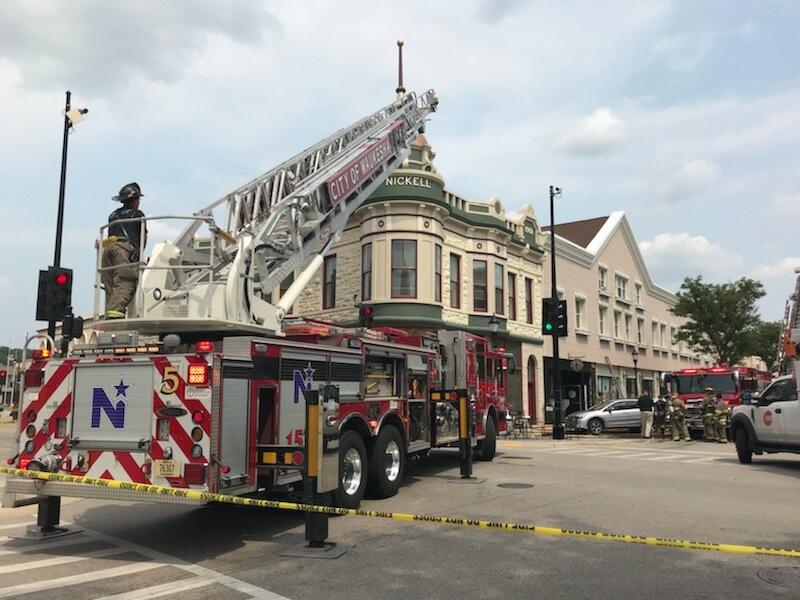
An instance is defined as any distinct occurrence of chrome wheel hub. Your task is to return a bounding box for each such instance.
[342,447,363,495]
[384,440,401,482]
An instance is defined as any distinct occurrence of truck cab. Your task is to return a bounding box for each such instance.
[730,373,800,463]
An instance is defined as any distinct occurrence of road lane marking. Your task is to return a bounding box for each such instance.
[0,545,126,574]
[0,562,163,598]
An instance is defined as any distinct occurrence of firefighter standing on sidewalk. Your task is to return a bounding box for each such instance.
[714,392,729,444]
[102,182,147,319]
[669,394,691,441]
[701,386,717,442]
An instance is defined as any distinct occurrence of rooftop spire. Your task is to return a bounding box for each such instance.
[395,39,406,98]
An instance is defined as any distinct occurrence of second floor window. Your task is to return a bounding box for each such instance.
[434,244,442,303]
[599,306,607,336]
[494,264,504,315]
[507,273,517,320]
[323,255,336,309]
[525,278,533,324]
[473,260,487,312]
[635,283,642,305]
[575,297,585,330]
[450,253,461,309]
[637,318,644,344]
[391,240,417,298]
[361,243,372,301]
[613,311,621,338]
[625,314,632,340]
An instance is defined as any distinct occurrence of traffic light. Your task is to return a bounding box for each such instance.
[358,303,374,328]
[542,297,557,335]
[36,267,73,321]
[542,297,568,337]
[0,370,6,386]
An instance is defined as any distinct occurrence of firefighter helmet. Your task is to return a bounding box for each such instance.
[112,182,144,202]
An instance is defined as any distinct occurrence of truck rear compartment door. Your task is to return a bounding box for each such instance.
[220,361,253,490]
[71,363,155,451]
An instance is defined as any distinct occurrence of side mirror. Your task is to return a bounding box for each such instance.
[741,392,751,405]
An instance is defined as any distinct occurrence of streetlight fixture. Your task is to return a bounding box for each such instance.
[48,91,88,343]
[632,348,639,397]
[488,314,500,348]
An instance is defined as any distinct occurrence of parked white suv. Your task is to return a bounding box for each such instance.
[730,374,800,464]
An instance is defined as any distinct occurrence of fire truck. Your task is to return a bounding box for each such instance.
[661,365,772,432]
[5,86,511,515]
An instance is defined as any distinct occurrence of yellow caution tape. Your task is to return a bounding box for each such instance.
[2,465,799,559]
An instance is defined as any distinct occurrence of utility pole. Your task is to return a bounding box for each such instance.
[549,185,564,440]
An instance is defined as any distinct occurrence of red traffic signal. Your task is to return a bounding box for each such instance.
[359,303,374,328]
[35,266,73,322]
[55,272,69,286]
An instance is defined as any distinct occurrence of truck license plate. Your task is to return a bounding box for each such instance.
[154,459,180,478]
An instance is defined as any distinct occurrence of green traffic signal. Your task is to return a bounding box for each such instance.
[545,323,553,332]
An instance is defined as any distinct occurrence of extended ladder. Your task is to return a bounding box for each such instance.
[95,90,438,335]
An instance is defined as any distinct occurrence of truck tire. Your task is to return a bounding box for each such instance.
[367,426,405,498]
[333,431,368,508]
[476,417,497,461]
[588,418,604,435]
[734,427,753,464]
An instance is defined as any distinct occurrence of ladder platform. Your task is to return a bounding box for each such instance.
[92,317,281,338]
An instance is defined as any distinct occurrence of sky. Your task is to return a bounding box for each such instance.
[0,0,798,345]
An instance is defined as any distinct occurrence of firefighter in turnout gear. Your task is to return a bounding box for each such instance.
[714,393,728,443]
[669,395,690,441]
[701,386,717,442]
[102,182,147,319]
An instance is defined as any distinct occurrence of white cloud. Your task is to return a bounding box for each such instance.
[661,159,720,202]
[556,108,626,156]
[754,257,800,280]
[639,232,744,289]
[770,193,800,216]
[0,1,278,94]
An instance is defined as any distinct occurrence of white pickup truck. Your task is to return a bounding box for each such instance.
[730,329,800,464]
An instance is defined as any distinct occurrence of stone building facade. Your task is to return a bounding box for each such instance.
[293,135,548,421]
[542,212,712,415]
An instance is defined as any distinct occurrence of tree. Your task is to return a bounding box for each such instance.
[671,276,765,365]
[748,320,782,371]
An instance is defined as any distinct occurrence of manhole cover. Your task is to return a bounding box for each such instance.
[501,456,532,460]
[497,482,534,489]
[758,567,800,588]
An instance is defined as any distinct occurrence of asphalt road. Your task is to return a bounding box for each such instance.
[2,423,800,599]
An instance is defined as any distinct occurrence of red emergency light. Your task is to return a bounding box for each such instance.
[709,367,728,373]
[31,348,51,360]
[195,340,214,353]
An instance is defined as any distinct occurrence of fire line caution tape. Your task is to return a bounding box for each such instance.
[2,466,799,559]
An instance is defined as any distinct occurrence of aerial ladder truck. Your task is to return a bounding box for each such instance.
[5,83,509,534]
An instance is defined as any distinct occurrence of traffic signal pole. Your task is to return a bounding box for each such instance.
[48,91,72,342]
[549,186,565,440]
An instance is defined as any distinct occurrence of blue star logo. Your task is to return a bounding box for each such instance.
[114,379,129,397]
[303,364,315,382]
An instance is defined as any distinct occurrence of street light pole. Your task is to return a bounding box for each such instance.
[632,349,639,397]
[549,185,564,440]
[48,91,72,342]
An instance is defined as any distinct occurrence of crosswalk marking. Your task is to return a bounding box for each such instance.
[0,523,292,600]
[0,562,164,599]
[95,576,219,600]
[0,545,126,574]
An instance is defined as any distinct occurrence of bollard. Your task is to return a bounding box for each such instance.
[459,395,473,479]
[304,390,329,547]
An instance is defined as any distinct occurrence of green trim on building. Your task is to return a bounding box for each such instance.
[363,180,545,255]
[340,303,544,345]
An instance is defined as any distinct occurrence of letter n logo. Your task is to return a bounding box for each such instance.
[91,388,126,428]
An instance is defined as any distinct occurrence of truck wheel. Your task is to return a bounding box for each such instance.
[476,417,497,461]
[734,427,753,464]
[367,426,405,498]
[333,431,368,508]
[588,418,604,435]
